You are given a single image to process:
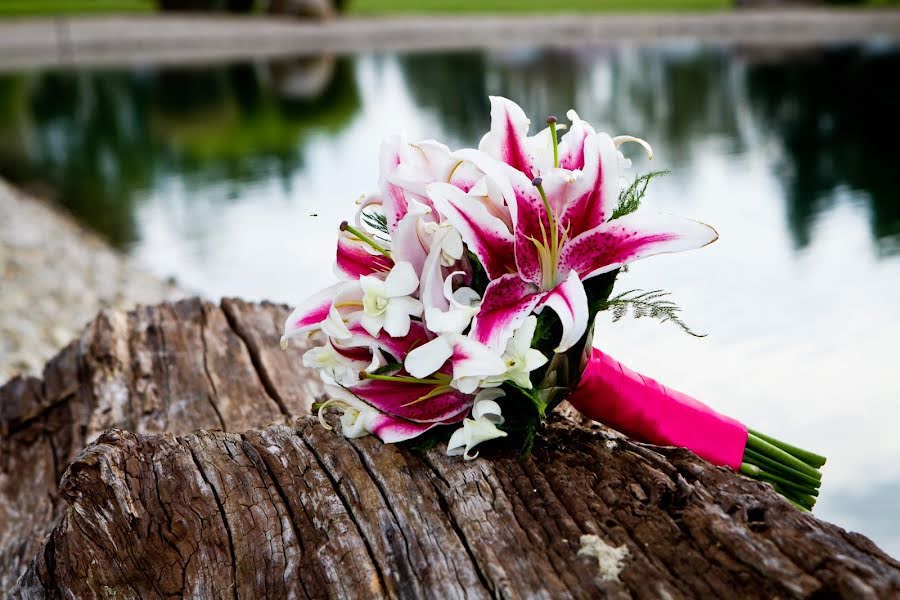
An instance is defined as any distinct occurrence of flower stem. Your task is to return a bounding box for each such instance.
[740,430,826,511]
[742,448,821,487]
[745,433,822,480]
[748,428,826,468]
[360,371,448,386]
[340,221,391,258]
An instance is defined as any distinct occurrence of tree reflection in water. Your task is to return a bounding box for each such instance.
[0,43,897,254]
[0,57,360,248]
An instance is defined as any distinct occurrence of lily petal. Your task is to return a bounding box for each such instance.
[557,109,596,171]
[535,270,589,353]
[427,182,516,280]
[344,320,431,360]
[349,378,472,423]
[335,230,394,280]
[390,200,432,275]
[282,282,345,344]
[479,96,536,179]
[379,134,412,230]
[558,212,719,281]
[449,336,507,394]
[324,384,452,443]
[389,139,456,197]
[559,131,620,236]
[470,273,542,352]
[368,416,443,444]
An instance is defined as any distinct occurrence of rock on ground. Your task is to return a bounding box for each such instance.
[0,178,184,380]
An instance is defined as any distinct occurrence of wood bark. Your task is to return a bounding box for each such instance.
[2,298,898,598]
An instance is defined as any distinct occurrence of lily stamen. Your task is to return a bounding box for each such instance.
[532,177,561,290]
[546,115,559,168]
[340,221,392,258]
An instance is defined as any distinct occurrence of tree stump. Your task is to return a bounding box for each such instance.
[1,298,898,598]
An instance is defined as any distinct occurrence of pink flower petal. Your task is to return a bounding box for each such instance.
[470,273,542,352]
[427,182,515,280]
[557,110,594,171]
[349,379,473,423]
[510,172,567,286]
[283,283,344,341]
[368,416,438,443]
[558,212,719,281]
[558,132,619,237]
[335,232,394,280]
[479,96,536,179]
[535,271,589,353]
[344,319,432,361]
[379,135,411,230]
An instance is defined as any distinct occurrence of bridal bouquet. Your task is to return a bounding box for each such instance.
[282,97,826,510]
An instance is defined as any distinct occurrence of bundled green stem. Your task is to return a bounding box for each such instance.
[740,430,826,512]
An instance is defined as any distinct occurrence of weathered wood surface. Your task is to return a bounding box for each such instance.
[2,298,899,598]
[0,298,320,595]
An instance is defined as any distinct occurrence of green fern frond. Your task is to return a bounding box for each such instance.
[602,289,705,337]
[611,169,670,220]
[361,209,389,235]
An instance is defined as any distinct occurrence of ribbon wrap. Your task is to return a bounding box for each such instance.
[568,348,748,471]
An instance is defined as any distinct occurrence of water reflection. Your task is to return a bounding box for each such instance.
[0,57,360,247]
[747,46,900,254]
[1,43,899,556]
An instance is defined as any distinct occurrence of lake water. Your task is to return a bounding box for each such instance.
[2,42,899,556]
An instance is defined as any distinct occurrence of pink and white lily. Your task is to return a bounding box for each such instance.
[439,96,718,352]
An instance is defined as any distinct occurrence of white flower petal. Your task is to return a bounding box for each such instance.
[384,261,419,297]
[360,313,384,337]
[472,399,504,424]
[405,336,454,378]
[451,336,506,383]
[390,295,424,318]
[524,348,549,372]
[424,306,473,335]
[383,304,412,338]
[446,426,467,457]
[321,305,352,340]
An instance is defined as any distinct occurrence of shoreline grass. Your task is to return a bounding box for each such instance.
[0,1,153,17]
[347,0,730,14]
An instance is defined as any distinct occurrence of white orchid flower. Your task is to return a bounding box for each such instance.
[447,395,508,460]
[404,334,506,395]
[359,261,424,338]
[482,316,548,390]
[424,271,481,335]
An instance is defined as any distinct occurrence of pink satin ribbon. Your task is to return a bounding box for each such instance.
[568,348,748,471]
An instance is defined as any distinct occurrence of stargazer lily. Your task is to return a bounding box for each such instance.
[320,384,464,443]
[431,96,718,353]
